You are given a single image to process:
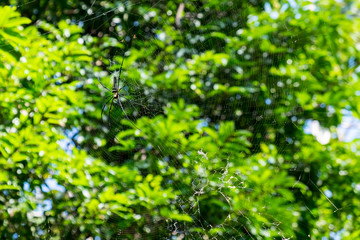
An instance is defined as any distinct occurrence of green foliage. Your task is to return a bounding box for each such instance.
[0,0,360,239]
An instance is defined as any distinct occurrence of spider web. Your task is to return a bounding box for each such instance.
[9,0,348,239]
[90,2,308,239]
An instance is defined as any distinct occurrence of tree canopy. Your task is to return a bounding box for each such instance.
[1,0,360,239]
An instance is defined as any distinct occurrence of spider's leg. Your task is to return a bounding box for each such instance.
[101,96,113,123]
[118,94,139,110]
[118,94,140,104]
[97,76,111,92]
[116,97,140,130]
[118,34,134,80]
[116,97,129,120]
[117,83,141,105]
[118,55,126,81]
[108,99,114,127]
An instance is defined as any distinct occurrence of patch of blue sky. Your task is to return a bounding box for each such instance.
[44,178,65,193]
[303,109,360,143]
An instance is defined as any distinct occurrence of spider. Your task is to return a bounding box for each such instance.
[98,35,138,128]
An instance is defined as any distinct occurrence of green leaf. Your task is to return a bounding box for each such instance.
[5,17,31,28]
[0,185,20,191]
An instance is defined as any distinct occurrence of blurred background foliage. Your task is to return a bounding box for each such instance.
[1,0,360,239]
